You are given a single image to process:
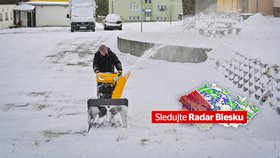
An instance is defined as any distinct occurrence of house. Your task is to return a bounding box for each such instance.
[13,3,36,27]
[109,0,183,22]
[216,0,274,16]
[9,0,69,28]
[0,0,29,29]
[274,0,280,17]
[26,0,69,27]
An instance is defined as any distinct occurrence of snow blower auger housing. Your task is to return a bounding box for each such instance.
[88,72,131,131]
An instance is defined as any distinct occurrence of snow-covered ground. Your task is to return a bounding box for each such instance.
[0,18,280,158]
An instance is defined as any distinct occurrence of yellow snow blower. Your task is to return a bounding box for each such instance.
[87,72,131,131]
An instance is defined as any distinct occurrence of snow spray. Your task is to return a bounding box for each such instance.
[127,44,165,72]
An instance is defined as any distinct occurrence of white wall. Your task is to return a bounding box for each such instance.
[274,0,280,7]
[0,5,16,29]
[35,5,69,27]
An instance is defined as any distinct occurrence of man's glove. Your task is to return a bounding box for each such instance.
[117,70,122,76]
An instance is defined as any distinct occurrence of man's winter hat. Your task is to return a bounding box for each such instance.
[99,44,107,52]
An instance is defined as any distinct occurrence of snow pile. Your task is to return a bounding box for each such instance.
[119,32,221,48]
[180,13,242,37]
[167,20,184,32]
[208,43,280,113]
[239,13,280,42]
[209,14,280,64]
[0,27,69,34]
[241,13,265,32]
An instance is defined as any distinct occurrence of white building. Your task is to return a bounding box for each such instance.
[1,1,70,28]
[0,5,16,29]
[26,1,69,27]
[274,0,280,17]
[13,3,36,27]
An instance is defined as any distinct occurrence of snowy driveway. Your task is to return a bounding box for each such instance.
[0,22,280,158]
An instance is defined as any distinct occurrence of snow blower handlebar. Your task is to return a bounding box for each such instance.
[87,98,128,108]
[95,72,131,98]
[96,73,120,84]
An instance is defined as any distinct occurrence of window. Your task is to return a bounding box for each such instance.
[145,11,151,17]
[157,5,167,12]
[145,0,151,4]
[137,16,139,19]
[5,13,8,21]
[10,12,12,20]
[129,3,139,11]
[133,16,135,20]
[129,16,131,20]
[133,4,135,10]
[0,13,3,22]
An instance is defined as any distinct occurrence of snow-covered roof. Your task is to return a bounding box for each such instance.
[13,3,35,11]
[27,1,68,6]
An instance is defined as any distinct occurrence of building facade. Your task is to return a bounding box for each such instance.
[109,0,183,22]
[274,0,280,17]
[27,1,69,27]
[0,5,15,29]
[217,0,274,15]
[13,3,36,27]
[0,0,29,29]
[1,0,69,28]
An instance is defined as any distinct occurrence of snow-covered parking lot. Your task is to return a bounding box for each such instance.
[0,17,280,158]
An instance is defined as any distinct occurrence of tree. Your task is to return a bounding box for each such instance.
[96,0,109,16]
[182,0,196,16]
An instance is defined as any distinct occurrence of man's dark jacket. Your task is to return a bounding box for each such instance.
[92,48,122,73]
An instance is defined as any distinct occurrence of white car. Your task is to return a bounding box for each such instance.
[104,14,122,30]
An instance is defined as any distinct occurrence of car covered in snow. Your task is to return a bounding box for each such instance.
[104,14,122,30]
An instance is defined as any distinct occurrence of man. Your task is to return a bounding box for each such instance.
[93,44,122,74]
[92,44,123,127]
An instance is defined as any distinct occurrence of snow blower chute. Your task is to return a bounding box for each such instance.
[87,72,131,131]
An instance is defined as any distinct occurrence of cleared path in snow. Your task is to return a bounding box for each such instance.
[0,23,279,158]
